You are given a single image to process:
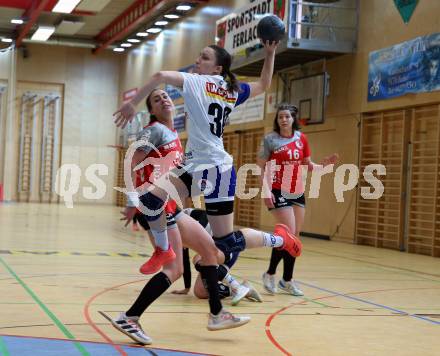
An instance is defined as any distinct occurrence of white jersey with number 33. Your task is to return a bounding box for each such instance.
[180,73,249,171]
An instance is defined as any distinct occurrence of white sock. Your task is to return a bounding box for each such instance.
[151,229,169,251]
[262,232,284,248]
[224,273,241,291]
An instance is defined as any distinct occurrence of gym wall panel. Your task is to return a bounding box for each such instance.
[0,80,7,186]
[299,0,440,240]
[12,82,63,203]
[12,44,121,204]
[303,113,359,241]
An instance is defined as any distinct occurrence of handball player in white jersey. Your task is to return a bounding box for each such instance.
[114,41,302,328]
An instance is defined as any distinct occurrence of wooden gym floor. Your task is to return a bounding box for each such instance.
[0,203,439,355]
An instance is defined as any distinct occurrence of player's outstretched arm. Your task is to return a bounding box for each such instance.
[248,40,279,98]
[113,71,184,128]
[303,153,339,171]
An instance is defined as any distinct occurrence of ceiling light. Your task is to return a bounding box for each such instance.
[176,5,191,11]
[155,21,168,26]
[52,0,82,14]
[1,38,13,43]
[113,48,124,52]
[121,43,132,47]
[31,26,55,41]
[127,38,141,43]
[11,18,24,25]
[164,14,180,19]
[147,28,161,33]
[136,32,149,37]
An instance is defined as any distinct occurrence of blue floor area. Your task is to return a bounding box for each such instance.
[0,335,208,356]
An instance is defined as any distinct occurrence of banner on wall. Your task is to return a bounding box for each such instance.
[174,104,186,132]
[368,33,440,101]
[215,0,288,57]
[228,93,265,124]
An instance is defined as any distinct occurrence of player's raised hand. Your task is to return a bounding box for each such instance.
[113,102,136,128]
[261,40,279,54]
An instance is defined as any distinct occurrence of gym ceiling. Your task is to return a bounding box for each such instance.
[0,0,207,53]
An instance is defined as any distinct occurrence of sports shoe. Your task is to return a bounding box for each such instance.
[231,284,250,306]
[242,280,263,302]
[207,309,251,331]
[139,246,176,275]
[278,279,304,296]
[110,312,152,345]
[262,272,277,294]
[274,224,302,257]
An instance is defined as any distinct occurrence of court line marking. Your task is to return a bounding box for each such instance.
[0,311,411,335]
[0,333,214,355]
[0,249,150,258]
[83,279,147,356]
[0,336,9,356]
[0,256,90,356]
[298,281,440,325]
[265,285,440,355]
[242,276,335,308]
[306,248,440,280]
[83,278,218,356]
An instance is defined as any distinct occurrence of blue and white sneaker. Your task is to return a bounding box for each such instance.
[278,279,304,296]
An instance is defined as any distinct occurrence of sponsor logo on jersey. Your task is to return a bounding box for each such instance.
[205,82,236,104]
[274,146,288,154]
[295,140,303,149]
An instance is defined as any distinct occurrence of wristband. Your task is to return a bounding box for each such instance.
[126,191,140,207]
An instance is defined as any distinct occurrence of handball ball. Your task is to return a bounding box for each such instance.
[257,15,285,43]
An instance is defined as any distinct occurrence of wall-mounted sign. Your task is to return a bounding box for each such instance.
[228,92,265,124]
[368,33,440,101]
[215,0,287,56]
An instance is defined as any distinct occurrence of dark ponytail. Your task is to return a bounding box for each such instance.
[209,45,240,93]
[225,68,240,93]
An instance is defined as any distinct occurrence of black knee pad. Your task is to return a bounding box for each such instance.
[139,192,165,221]
[214,230,246,264]
[205,200,234,216]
